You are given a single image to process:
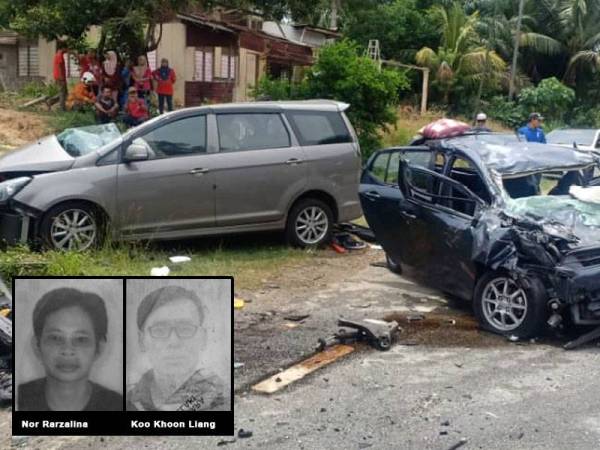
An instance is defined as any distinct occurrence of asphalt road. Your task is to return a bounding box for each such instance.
[5,248,600,450]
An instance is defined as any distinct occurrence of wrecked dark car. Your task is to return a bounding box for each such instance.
[360,133,600,338]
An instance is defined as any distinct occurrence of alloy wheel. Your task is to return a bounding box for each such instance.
[294,206,329,245]
[481,277,528,332]
[50,208,98,251]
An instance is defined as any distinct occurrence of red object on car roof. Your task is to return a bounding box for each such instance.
[419,119,471,139]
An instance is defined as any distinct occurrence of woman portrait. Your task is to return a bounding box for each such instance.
[15,279,123,411]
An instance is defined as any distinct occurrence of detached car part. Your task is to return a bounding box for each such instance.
[317,318,400,351]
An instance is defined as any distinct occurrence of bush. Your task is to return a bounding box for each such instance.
[20,81,59,99]
[517,77,575,123]
[486,96,524,129]
[305,40,410,159]
[252,40,409,160]
[567,106,600,128]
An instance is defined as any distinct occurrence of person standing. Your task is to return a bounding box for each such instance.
[472,112,492,132]
[119,58,133,110]
[518,113,546,143]
[132,55,152,106]
[101,51,121,102]
[152,58,176,114]
[53,42,69,111]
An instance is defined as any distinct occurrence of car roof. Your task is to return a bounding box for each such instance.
[436,133,596,178]
[163,99,350,115]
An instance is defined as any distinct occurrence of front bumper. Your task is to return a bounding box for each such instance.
[0,208,32,246]
[556,249,600,324]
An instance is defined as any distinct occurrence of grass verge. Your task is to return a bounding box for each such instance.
[0,238,311,291]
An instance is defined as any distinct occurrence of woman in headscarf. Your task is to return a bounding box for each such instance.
[101,51,121,102]
[132,55,152,106]
[152,58,176,114]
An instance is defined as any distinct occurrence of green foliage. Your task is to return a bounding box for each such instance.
[19,81,59,98]
[517,77,575,122]
[47,110,97,133]
[253,40,408,160]
[485,96,524,129]
[568,106,600,128]
[251,77,308,101]
[305,40,409,158]
[343,0,439,61]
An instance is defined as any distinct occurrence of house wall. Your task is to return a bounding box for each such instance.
[0,44,17,89]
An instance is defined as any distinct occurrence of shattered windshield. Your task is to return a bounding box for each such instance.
[547,129,597,147]
[56,123,121,157]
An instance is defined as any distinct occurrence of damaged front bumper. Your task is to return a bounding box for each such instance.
[555,247,600,325]
[0,203,36,246]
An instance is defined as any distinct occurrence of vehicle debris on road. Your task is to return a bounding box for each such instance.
[317,318,400,351]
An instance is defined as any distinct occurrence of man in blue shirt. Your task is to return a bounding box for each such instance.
[518,112,546,143]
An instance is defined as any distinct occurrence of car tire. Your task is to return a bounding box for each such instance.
[385,253,402,274]
[40,202,105,251]
[473,271,548,339]
[286,198,334,248]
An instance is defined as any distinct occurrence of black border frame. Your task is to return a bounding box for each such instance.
[12,275,234,436]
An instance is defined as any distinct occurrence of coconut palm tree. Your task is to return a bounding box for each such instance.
[415,2,506,103]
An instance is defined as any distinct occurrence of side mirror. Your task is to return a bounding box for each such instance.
[123,139,149,162]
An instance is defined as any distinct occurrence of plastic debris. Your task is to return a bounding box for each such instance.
[238,429,253,439]
[150,266,170,276]
[234,362,245,369]
[234,298,245,309]
[169,256,192,263]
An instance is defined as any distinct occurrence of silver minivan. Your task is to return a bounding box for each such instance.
[0,100,362,251]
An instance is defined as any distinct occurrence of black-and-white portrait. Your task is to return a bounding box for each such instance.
[15,278,123,411]
[126,278,232,411]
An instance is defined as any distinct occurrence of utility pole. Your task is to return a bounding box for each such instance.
[330,0,339,30]
[508,0,525,100]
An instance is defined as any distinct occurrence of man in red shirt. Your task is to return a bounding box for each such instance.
[53,41,68,110]
[123,87,149,128]
[152,58,176,114]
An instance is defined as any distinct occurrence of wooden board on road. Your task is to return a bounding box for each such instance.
[252,344,355,394]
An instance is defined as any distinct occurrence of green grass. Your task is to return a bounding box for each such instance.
[0,238,311,291]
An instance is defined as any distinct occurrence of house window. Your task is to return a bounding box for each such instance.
[219,48,237,80]
[64,53,80,79]
[194,47,213,82]
[18,42,39,77]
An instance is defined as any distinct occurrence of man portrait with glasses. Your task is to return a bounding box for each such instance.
[126,285,230,411]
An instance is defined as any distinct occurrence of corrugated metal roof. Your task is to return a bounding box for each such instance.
[0,30,18,45]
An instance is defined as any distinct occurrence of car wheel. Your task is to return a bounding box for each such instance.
[385,253,402,274]
[286,198,333,248]
[40,202,104,251]
[473,271,548,339]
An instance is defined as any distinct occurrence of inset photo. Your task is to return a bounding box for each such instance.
[14,277,124,411]
[125,278,232,412]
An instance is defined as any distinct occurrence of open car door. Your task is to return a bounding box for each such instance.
[359,146,432,270]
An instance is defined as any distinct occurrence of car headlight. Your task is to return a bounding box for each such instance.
[0,177,32,203]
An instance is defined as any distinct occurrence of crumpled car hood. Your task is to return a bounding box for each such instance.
[505,195,600,247]
[0,135,74,173]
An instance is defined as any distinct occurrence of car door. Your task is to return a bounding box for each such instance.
[399,154,488,298]
[116,114,217,237]
[212,112,307,227]
[359,147,432,268]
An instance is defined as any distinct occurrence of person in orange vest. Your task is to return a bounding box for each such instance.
[152,58,176,114]
[66,72,96,111]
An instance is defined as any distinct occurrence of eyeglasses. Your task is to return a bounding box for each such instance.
[147,323,199,339]
[42,333,94,349]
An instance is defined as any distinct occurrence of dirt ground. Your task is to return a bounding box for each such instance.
[0,108,50,151]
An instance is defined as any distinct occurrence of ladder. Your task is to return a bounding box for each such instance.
[365,39,381,70]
